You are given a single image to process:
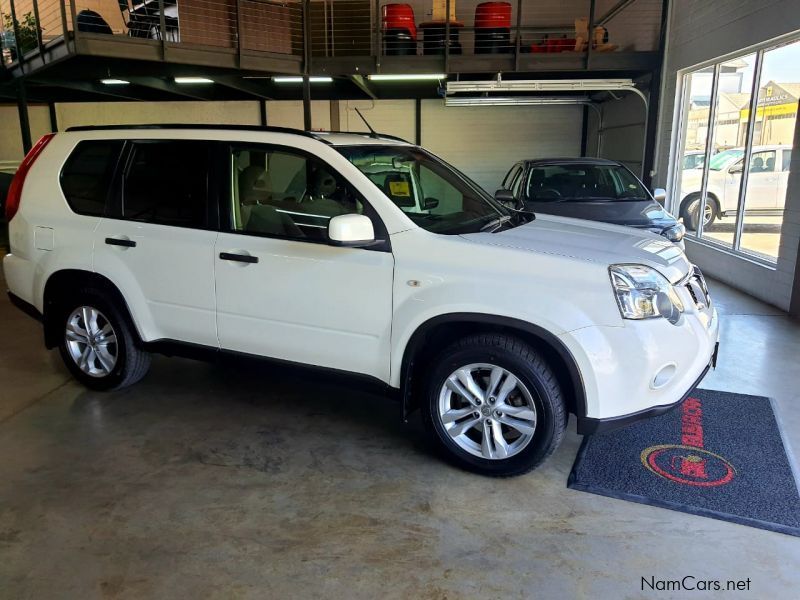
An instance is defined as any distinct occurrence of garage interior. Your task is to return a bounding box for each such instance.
[1,0,799,596]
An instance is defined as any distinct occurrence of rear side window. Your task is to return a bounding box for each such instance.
[60,140,123,216]
[122,141,210,228]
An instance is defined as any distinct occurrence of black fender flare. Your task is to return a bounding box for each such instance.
[399,312,587,422]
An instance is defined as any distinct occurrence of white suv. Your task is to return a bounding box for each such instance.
[3,126,719,477]
[678,144,791,229]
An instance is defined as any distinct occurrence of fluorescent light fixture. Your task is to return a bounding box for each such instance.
[445,96,593,107]
[174,77,214,84]
[367,73,446,81]
[446,78,636,94]
[272,76,334,83]
[101,78,130,85]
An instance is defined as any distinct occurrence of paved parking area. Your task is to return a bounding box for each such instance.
[701,215,783,260]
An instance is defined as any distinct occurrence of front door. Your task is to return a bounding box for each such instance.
[213,143,394,381]
[740,149,780,209]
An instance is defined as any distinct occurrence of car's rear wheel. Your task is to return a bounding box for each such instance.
[423,334,567,477]
[57,290,150,390]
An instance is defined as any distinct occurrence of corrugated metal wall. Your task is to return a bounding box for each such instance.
[421,101,583,192]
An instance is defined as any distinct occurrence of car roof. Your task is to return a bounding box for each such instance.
[520,157,622,167]
[64,124,410,146]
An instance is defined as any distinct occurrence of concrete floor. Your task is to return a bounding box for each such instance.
[701,215,783,261]
[1,271,799,599]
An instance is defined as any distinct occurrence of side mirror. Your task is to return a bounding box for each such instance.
[729,164,743,174]
[423,197,439,210]
[652,188,667,204]
[328,214,375,247]
[494,189,516,207]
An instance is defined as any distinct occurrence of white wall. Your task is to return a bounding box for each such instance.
[656,0,800,312]
[339,100,416,142]
[421,101,583,192]
[0,105,52,168]
[266,100,331,130]
[55,101,262,129]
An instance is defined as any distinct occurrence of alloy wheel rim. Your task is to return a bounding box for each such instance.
[693,200,713,226]
[65,306,118,377]
[703,203,713,225]
[438,363,537,460]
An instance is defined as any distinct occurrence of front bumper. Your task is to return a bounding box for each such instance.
[577,352,715,435]
[564,271,719,435]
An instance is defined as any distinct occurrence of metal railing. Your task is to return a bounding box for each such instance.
[0,0,663,69]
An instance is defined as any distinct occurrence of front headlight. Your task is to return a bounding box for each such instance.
[609,264,684,324]
[662,223,686,242]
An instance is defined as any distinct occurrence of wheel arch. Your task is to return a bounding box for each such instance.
[399,313,587,423]
[42,269,143,349]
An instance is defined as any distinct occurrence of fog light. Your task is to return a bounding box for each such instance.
[652,363,677,389]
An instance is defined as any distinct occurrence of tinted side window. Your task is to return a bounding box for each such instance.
[783,149,792,172]
[122,141,210,228]
[61,140,123,216]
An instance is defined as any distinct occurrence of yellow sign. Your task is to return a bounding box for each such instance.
[389,181,411,197]
[740,102,797,121]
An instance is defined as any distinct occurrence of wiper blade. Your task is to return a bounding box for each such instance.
[479,215,513,232]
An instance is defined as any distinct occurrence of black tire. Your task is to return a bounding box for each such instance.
[681,194,717,231]
[422,334,567,477]
[56,288,151,391]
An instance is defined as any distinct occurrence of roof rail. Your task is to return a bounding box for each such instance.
[63,123,411,144]
[319,130,411,144]
[64,123,321,138]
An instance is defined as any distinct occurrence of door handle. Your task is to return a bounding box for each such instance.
[105,237,136,248]
[219,252,258,264]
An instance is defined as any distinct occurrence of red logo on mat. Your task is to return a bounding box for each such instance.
[641,398,735,487]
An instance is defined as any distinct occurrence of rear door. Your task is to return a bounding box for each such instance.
[92,139,219,347]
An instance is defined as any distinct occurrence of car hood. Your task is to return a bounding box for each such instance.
[460,213,691,282]
[524,199,676,229]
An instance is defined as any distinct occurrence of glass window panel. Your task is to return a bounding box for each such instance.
[739,39,799,261]
[122,141,210,229]
[230,146,364,242]
[676,66,713,238]
[701,54,756,248]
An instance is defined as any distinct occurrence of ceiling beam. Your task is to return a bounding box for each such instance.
[214,76,275,100]
[350,75,378,100]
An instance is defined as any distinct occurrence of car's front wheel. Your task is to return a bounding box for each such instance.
[423,334,567,477]
[682,194,717,231]
[57,290,151,391]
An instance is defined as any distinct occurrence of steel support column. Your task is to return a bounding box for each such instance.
[303,77,312,130]
[640,0,669,188]
[17,79,32,154]
[48,102,58,132]
[415,98,422,145]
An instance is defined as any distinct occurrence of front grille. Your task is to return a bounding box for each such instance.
[685,266,711,310]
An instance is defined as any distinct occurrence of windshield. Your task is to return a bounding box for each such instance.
[523,163,650,202]
[708,149,744,171]
[336,145,509,234]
